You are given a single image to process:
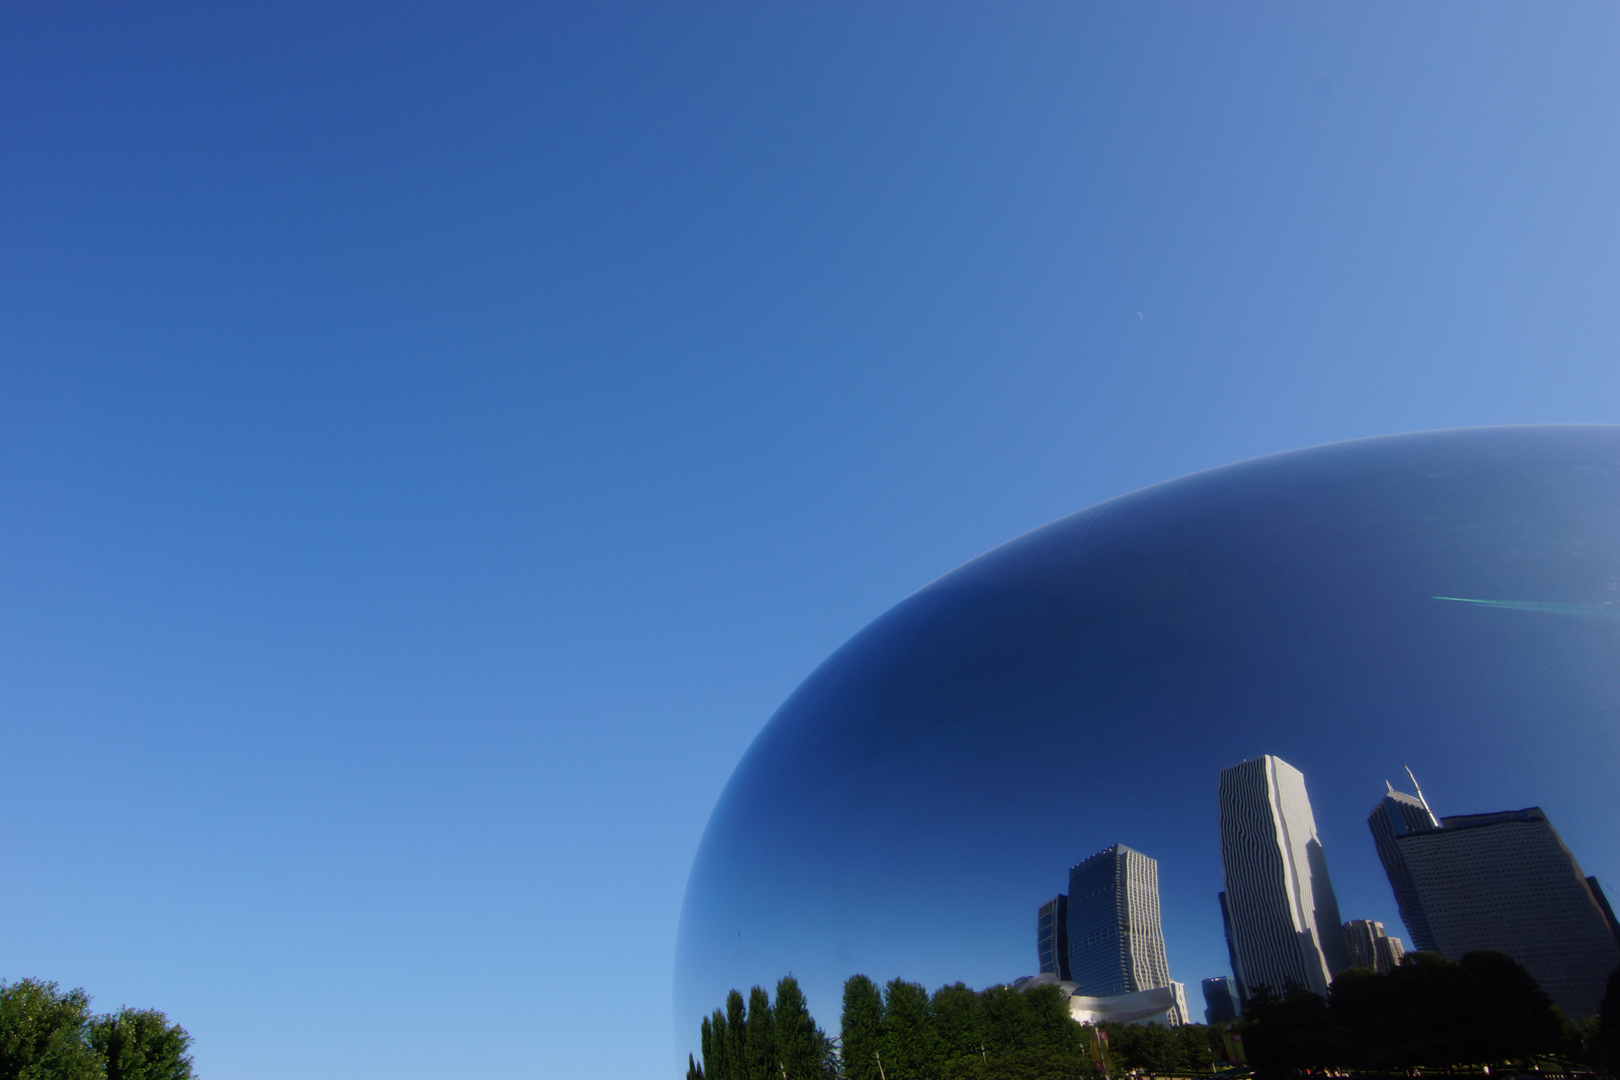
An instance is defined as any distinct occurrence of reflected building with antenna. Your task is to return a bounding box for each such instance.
[1383,797,1620,1019]
[1367,768,1441,952]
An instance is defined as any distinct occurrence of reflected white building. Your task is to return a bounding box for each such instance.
[1069,984,1189,1028]
[1011,973,1189,1027]
[1218,755,1350,1000]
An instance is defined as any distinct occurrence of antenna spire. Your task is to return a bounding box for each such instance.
[1404,764,1432,815]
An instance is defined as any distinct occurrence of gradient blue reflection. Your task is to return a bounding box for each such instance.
[676,426,1620,1036]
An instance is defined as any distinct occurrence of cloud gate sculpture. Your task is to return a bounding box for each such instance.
[676,426,1620,1039]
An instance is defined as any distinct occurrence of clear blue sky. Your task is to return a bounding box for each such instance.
[1,4,1617,1078]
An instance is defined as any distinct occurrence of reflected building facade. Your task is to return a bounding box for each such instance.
[1587,877,1620,944]
[1378,935,1405,972]
[1068,985,1189,1029]
[1342,919,1404,974]
[1218,755,1350,1000]
[1014,972,1189,1029]
[1037,895,1070,980]
[1367,778,1441,951]
[1201,977,1240,1025]
[1218,891,1243,1008]
[1067,844,1172,998]
[1395,805,1620,1019]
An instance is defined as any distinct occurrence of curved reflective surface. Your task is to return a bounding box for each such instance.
[676,426,1620,1034]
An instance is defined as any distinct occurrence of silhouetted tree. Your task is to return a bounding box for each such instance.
[1108,1021,1222,1073]
[686,1053,704,1080]
[1326,965,1401,1069]
[706,1009,731,1080]
[87,1009,193,1080]
[1590,967,1620,1074]
[773,977,833,1080]
[725,991,748,1080]
[1243,950,1572,1074]
[839,976,884,1080]
[1021,984,1086,1058]
[878,979,935,1079]
[978,983,1036,1055]
[1106,1021,1175,1073]
[0,979,101,1080]
[976,982,1090,1080]
[928,982,983,1067]
[745,986,775,1080]
[1459,949,1572,1066]
[1240,984,1333,1079]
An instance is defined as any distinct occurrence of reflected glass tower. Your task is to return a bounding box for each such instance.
[1397,806,1620,1019]
[1201,977,1240,1025]
[1067,845,1172,997]
[1218,755,1349,999]
[1037,895,1070,980]
[1368,776,1441,951]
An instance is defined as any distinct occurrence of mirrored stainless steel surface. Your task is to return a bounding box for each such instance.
[677,426,1620,1034]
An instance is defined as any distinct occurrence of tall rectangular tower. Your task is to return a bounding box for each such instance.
[1037,895,1070,980]
[1067,844,1172,997]
[1396,806,1620,1019]
[1201,976,1240,1025]
[1367,779,1441,952]
[1218,755,1350,1000]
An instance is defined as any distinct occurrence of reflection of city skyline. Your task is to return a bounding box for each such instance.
[677,427,1620,1034]
[1032,753,1620,1024]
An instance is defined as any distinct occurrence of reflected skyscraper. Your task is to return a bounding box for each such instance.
[1367,774,1441,952]
[1067,845,1172,997]
[1218,891,1243,1008]
[1218,755,1349,999]
[1037,895,1070,980]
[1342,919,1404,974]
[1587,877,1620,944]
[1396,806,1620,1019]
[1201,977,1240,1025]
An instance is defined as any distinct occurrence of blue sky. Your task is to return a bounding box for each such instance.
[1,4,1617,1078]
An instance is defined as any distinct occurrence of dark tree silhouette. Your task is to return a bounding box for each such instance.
[839,976,884,1080]
[87,1009,194,1080]
[1590,967,1620,1074]
[1242,950,1572,1074]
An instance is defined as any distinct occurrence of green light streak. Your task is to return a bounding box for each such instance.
[1432,596,1620,621]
